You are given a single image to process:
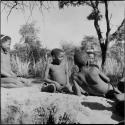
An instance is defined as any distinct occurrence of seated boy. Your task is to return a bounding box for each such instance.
[71,50,121,98]
[41,48,72,93]
[1,34,31,88]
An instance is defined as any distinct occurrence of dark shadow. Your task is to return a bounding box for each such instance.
[81,101,112,111]
[111,112,123,122]
[81,100,124,122]
[108,100,124,122]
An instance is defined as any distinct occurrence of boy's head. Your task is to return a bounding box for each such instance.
[74,50,88,67]
[51,48,65,64]
[1,34,11,52]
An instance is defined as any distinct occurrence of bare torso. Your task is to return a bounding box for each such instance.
[49,62,67,86]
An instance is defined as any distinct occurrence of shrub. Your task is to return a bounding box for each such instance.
[11,55,30,77]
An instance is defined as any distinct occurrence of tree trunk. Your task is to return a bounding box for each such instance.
[101,44,107,70]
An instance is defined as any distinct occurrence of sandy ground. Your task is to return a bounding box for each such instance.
[1,78,123,124]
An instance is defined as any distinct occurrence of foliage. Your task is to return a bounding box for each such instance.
[87,9,103,21]
[11,54,30,77]
[12,43,30,62]
[19,21,40,44]
[109,18,125,41]
[13,22,45,64]
[60,41,79,75]
[30,58,47,79]
[81,36,100,52]
[58,1,124,71]
[10,51,48,78]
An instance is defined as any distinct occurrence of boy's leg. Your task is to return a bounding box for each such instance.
[41,82,56,93]
[65,83,73,93]
[72,80,82,96]
[79,85,89,95]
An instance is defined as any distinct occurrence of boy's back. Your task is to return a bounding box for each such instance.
[75,66,111,96]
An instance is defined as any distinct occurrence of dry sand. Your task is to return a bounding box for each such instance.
[1,84,123,124]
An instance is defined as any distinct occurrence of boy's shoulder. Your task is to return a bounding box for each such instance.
[89,65,100,74]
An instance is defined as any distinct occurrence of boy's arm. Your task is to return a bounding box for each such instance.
[98,69,110,83]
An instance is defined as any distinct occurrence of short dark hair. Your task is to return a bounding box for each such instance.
[51,48,64,57]
[74,50,88,66]
[1,34,11,44]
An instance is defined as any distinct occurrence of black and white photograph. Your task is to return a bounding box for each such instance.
[1,1,125,124]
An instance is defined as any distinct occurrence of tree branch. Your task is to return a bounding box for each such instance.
[109,18,125,41]
[104,1,111,47]
[90,1,103,46]
[7,1,18,21]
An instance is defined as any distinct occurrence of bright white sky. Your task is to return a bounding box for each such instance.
[1,1,125,49]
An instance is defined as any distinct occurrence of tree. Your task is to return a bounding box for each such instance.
[58,1,124,70]
[81,36,100,53]
[60,41,77,64]
[2,1,124,70]
[109,18,125,42]
[12,21,44,64]
[1,1,52,20]
[19,21,40,44]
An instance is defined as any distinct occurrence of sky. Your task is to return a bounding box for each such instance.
[1,1,125,50]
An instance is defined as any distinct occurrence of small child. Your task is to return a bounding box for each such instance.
[41,48,72,93]
[71,50,121,98]
[86,48,100,69]
[1,34,31,88]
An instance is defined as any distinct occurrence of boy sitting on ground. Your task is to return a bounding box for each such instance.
[1,34,31,88]
[41,48,72,93]
[71,50,121,98]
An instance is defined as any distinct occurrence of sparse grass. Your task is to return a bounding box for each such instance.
[11,52,123,84]
[2,104,77,124]
[103,57,123,86]
[11,54,47,79]
[104,57,122,76]
[31,58,47,79]
[11,55,30,77]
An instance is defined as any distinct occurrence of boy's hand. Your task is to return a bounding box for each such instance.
[54,81,62,90]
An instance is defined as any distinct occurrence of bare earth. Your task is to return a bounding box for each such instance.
[1,79,123,124]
